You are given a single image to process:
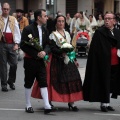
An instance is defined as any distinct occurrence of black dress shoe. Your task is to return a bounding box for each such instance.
[107,106,115,111]
[7,82,15,90]
[25,107,34,113]
[68,103,79,112]
[44,109,52,114]
[100,106,108,112]
[1,86,8,92]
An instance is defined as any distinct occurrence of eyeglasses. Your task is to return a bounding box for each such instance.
[3,8,9,11]
[104,18,115,20]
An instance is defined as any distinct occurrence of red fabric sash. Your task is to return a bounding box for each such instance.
[111,47,119,65]
[3,32,13,43]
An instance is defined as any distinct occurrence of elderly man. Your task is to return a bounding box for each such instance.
[83,12,120,112]
[0,3,21,91]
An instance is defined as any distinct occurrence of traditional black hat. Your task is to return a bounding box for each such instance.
[16,9,24,13]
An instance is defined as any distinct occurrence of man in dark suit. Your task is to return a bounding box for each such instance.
[20,9,52,114]
[83,12,120,112]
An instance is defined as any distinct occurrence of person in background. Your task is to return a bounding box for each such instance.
[16,9,29,33]
[75,11,90,32]
[0,2,21,91]
[115,13,120,29]
[56,11,62,16]
[12,12,17,18]
[83,12,120,112]
[20,9,54,114]
[88,14,98,44]
[97,14,104,28]
[66,13,72,31]
[70,12,80,38]
[28,9,34,24]
[24,13,29,19]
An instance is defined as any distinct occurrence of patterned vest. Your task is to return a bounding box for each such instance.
[0,15,15,41]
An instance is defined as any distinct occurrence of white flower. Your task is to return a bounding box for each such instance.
[28,34,32,39]
[61,43,72,48]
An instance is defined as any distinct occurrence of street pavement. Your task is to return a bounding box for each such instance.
[0,57,120,120]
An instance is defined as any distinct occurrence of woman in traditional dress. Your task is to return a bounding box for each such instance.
[97,14,104,27]
[31,15,83,111]
[87,15,98,46]
[88,15,98,37]
[75,11,90,32]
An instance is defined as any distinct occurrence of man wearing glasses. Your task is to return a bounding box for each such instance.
[83,12,120,112]
[0,3,21,91]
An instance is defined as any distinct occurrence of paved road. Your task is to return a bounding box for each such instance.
[0,57,119,120]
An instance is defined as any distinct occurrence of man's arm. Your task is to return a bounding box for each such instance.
[20,26,39,59]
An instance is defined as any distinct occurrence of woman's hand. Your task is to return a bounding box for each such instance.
[74,61,79,67]
[62,53,66,57]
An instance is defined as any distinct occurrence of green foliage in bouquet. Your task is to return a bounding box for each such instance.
[24,34,49,66]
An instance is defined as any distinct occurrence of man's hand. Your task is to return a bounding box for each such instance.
[13,44,19,51]
[37,51,46,58]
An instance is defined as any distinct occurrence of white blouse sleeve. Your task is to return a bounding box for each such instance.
[49,33,56,41]
[14,19,21,44]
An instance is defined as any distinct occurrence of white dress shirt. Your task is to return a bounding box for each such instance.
[37,25,42,46]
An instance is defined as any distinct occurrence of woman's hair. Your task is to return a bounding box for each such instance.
[53,15,66,30]
[79,11,83,18]
[98,14,104,20]
[54,15,66,25]
[89,15,93,18]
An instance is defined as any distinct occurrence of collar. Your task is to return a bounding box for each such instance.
[37,25,42,28]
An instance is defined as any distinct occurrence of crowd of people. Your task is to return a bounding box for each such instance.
[0,2,120,115]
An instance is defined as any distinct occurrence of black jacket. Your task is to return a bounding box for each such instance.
[20,22,50,59]
[83,26,120,102]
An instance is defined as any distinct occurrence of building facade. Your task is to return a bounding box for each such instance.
[0,0,120,17]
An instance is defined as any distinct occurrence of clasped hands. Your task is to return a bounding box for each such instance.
[62,53,79,67]
[37,51,46,58]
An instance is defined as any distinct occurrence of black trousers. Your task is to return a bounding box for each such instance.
[24,58,47,88]
[111,65,119,98]
[0,42,18,86]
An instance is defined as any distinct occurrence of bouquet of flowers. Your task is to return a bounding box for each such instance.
[61,42,74,53]
[60,38,75,64]
[25,34,43,51]
[24,34,49,65]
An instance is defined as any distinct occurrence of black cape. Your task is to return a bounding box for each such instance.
[83,27,120,103]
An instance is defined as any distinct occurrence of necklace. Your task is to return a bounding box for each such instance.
[57,30,66,39]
